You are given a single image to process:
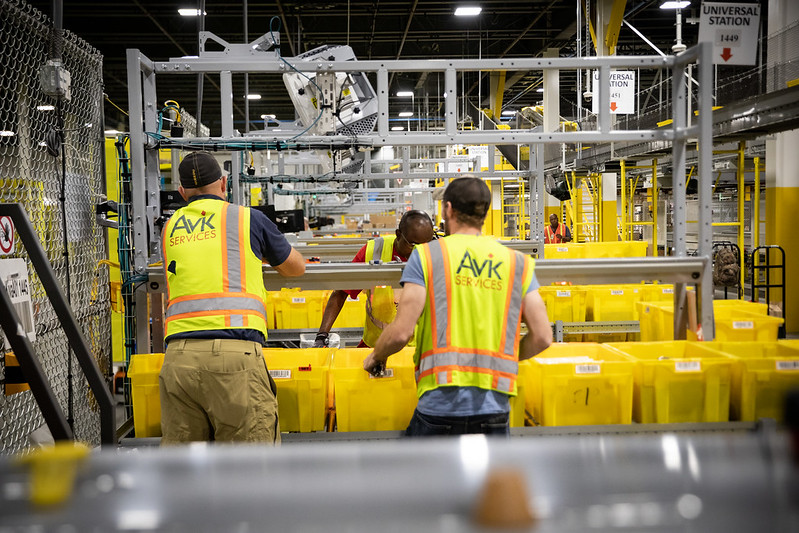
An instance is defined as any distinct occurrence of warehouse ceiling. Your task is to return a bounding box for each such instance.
[25,0,705,135]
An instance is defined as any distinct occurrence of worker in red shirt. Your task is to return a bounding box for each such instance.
[544,213,572,244]
[314,211,435,348]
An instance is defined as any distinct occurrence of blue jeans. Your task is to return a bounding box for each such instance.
[404,409,510,437]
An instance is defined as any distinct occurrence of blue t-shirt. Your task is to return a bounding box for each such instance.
[400,245,540,417]
[166,196,292,346]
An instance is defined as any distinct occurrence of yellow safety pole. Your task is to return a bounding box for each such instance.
[753,156,760,251]
[738,141,746,291]
[620,160,627,241]
[652,159,658,256]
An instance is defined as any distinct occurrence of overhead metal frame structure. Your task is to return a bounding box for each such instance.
[128,38,715,349]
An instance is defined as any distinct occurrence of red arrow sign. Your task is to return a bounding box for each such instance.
[610,102,618,111]
[720,48,733,62]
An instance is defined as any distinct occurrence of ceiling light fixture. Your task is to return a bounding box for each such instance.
[396,91,414,97]
[37,105,55,111]
[391,126,404,131]
[261,114,276,119]
[501,110,516,116]
[536,88,544,93]
[0,131,16,137]
[454,6,482,17]
[398,111,413,117]
[659,1,690,9]
[178,8,206,16]
[104,129,121,136]
[246,94,262,100]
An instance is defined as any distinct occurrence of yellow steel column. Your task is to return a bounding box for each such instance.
[737,141,746,291]
[620,160,627,241]
[753,156,760,251]
[652,159,658,256]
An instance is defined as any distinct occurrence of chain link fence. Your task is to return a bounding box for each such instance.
[0,0,109,453]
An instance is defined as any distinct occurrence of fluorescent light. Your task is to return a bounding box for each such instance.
[104,129,121,136]
[246,94,261,100]
[261,114,276,119]
[455,6,482,16]
[396,91,414,97]
[0,130,16,137]
[660,1,690,8]
[501,110,516,116]
[37,105,55,111]
[398,111,413,117]
[178,8,206,16]
[536,88,544,93]
[391,126,405,131]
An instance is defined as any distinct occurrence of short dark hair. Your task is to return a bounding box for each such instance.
[443,177,491,228]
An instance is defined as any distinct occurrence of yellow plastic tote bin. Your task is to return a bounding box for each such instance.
[523,343,634,426]
[637,301,675,342]
[263,348,333,432]
[543,243,584,259]
[331,293,366,328]
[706,341,799,422]
[539,287,588,322]
[694,307,783,342]
[273,289,330,329]
[332,347,417,431]
[128,353,165,437]
[607,341,733,423]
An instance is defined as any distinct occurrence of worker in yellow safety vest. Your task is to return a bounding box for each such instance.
[160,152,306,445]
[544,213,572,243]
[314,210,435,348]
[363,177,552,436]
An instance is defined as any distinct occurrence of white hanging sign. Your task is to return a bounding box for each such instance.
[592,70,636,115]
[0,258,36,350]
[698,2,761,66]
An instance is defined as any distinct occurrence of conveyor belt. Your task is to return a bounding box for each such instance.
[3,426,796,531]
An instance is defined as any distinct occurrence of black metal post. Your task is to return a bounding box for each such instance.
[0,203,116,446]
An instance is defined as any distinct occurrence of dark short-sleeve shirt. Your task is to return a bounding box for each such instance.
[165,195,293,346]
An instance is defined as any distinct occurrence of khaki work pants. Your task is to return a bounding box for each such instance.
[159,338,280,445]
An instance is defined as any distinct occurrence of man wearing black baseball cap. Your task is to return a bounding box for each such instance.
[363,176,552,436]
[159,151,305,445]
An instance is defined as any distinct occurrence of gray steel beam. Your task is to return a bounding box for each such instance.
[698,42,715,339]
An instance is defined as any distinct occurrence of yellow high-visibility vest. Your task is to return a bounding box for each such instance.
[362,236,398,347]
[162,198,268,340]
[413,234,535,397]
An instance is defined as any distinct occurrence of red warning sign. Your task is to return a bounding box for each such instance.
[0,216,14,255]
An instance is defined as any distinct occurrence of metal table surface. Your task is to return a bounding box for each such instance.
[1,429,796,532]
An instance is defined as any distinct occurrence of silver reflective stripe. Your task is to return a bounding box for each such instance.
[437,371,448,385]
[166,296,267,319]
[418,351,518,376]
[371,238,384,261]
[230,314,244,327]
[503,252,527,355]
[225,204,243,292]
[496,376,512,393]
[428,241,448,348]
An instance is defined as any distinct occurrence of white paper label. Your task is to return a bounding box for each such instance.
[575,364,601,374]
[369,368,395,379]
[663,288,674,294]
[292,297,306,304]
[557,247,568,252]
[776,361,799,371]
[611,290,624,296]
[732,321,754,329]
[269,369,292,379]
[675,361,701,372]
[556,290,571,297]
[0,258,36,350]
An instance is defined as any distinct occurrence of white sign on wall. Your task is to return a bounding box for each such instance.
[592,70,636,115]
[446,155,473,173]
[698,2,761,66]
[0,258,36,350]
[467,145,489,171]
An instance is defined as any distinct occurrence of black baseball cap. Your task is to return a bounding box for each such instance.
[178,152,222,188]
[442,176,490,218]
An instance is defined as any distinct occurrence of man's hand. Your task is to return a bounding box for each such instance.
[363,351,386,377]
[313,332,329,348]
